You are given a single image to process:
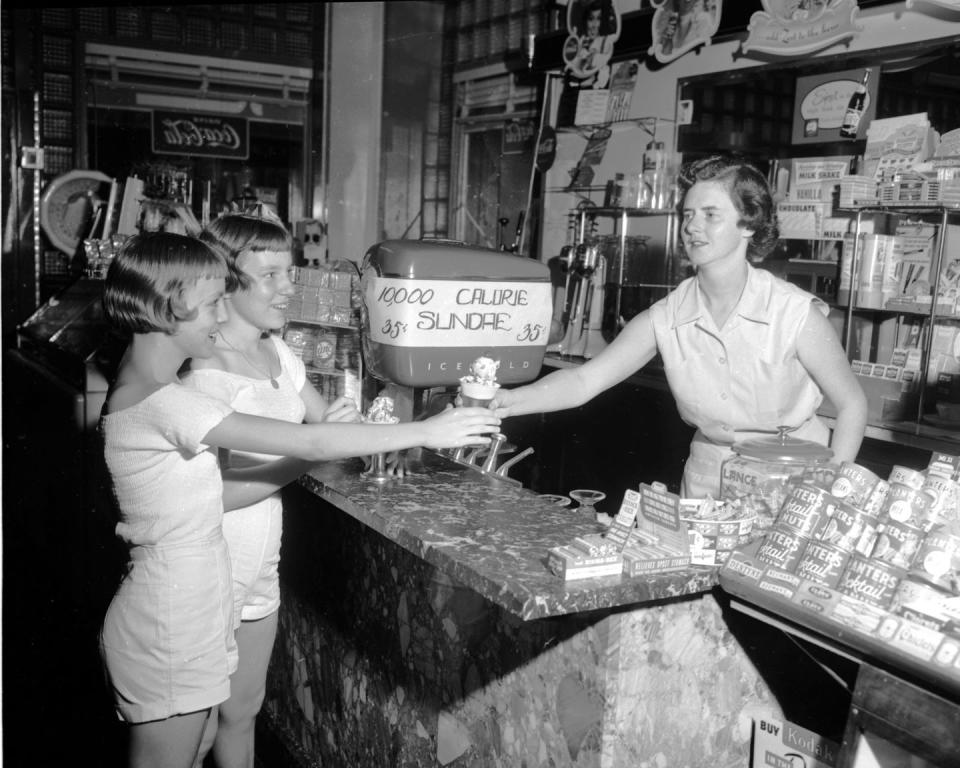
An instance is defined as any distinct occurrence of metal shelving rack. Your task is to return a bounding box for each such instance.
[842,203,960,443]
[573,205,680,327]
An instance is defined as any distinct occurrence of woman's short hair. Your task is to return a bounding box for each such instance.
[103,232,227,334]
[678,153,779,260]
[200,211,292,293]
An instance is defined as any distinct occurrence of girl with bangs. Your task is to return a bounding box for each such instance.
[184,211,361,768]
[99,232,500,768]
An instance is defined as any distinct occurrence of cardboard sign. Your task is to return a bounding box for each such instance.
[363,277,553,349]
[503,118,537,156]
[792,68,877,144]
[605,489,641,550]
[744,0,861,57]
[752,716,839,768]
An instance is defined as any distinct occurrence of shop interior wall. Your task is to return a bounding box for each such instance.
[380,2,445,242]
[326,2,384,265]
[538,2,960,268]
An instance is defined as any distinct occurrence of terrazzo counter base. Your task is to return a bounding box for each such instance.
[262,451,782,767]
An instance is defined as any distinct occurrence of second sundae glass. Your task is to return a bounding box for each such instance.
[363,395,399,484]
[570,489,606,521]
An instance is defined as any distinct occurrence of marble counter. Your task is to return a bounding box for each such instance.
[262,451,781,767]
[298,449,717,621]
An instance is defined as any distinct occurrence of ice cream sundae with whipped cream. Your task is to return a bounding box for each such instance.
[459,356,500,407]
[365,395,399,424]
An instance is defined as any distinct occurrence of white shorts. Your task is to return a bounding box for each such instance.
[223,494,283,626]
[101,535,237,723]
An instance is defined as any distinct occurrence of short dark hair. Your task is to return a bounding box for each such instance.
[200,212,293,293]
[583,0,617,35]
[678,154,779,260]
[103,232,227,334]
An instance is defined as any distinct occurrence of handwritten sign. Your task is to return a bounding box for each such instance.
[363,277,552,348]
[152,111,249,159]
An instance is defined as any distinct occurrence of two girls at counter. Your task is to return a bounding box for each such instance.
[494,154,869,496]
[98,230,501,768]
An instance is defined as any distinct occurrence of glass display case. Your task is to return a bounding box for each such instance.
[821,204,960,452]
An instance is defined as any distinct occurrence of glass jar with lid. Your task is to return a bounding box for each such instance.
[720,427,835,530]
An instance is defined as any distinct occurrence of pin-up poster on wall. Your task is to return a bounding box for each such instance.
[649,0,722,64]
[562,0,621,88]
[792,67,878,144]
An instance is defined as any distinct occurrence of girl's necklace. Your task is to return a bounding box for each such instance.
[218,332,280,389]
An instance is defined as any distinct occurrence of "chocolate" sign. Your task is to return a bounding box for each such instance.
[151,111,249,159]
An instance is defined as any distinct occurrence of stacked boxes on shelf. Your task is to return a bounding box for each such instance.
[286,265,357,326]
[283,265,361,405]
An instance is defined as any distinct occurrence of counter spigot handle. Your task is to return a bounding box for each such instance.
[480,433,507,474]
[494,446,534,479]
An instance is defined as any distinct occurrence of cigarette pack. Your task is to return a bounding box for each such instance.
[928,451,960,479]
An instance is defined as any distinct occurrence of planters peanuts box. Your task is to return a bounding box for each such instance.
[360,239,553,387]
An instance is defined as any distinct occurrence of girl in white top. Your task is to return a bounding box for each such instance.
[100,232,500,768]
[184,211,360,768]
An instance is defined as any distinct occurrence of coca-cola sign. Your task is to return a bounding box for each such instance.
[151,111,249,159]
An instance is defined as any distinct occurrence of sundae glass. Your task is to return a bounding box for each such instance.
[363,395,399,483]
[459,356,501,407]
[570,489,606,522]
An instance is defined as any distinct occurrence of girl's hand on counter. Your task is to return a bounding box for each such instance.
[322,396,362,424]
[420,406,500,449]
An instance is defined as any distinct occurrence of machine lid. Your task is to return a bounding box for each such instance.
[363,238,549,281]
[731,426,833,463]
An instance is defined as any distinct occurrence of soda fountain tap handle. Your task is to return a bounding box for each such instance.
[494,446,534,479]
[480,433,507,473]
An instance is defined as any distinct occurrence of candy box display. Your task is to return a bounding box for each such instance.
[720,429,834,532]
[680,497,757,565]
[360,239,552,387]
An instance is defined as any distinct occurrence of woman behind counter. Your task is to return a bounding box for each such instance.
[493,153,868,497]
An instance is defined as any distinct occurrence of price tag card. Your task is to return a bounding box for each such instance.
[604,489,640,551]
[638,482,688,553]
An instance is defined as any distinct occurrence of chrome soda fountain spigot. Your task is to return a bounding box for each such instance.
[493,446,534,478]
[480,433,507,473]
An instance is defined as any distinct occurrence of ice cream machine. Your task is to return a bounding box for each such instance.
[358,238,553,481]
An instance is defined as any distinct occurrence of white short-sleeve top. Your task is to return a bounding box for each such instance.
[184,334,307,467]
[101,384,234,547]
[649,264,828,445]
